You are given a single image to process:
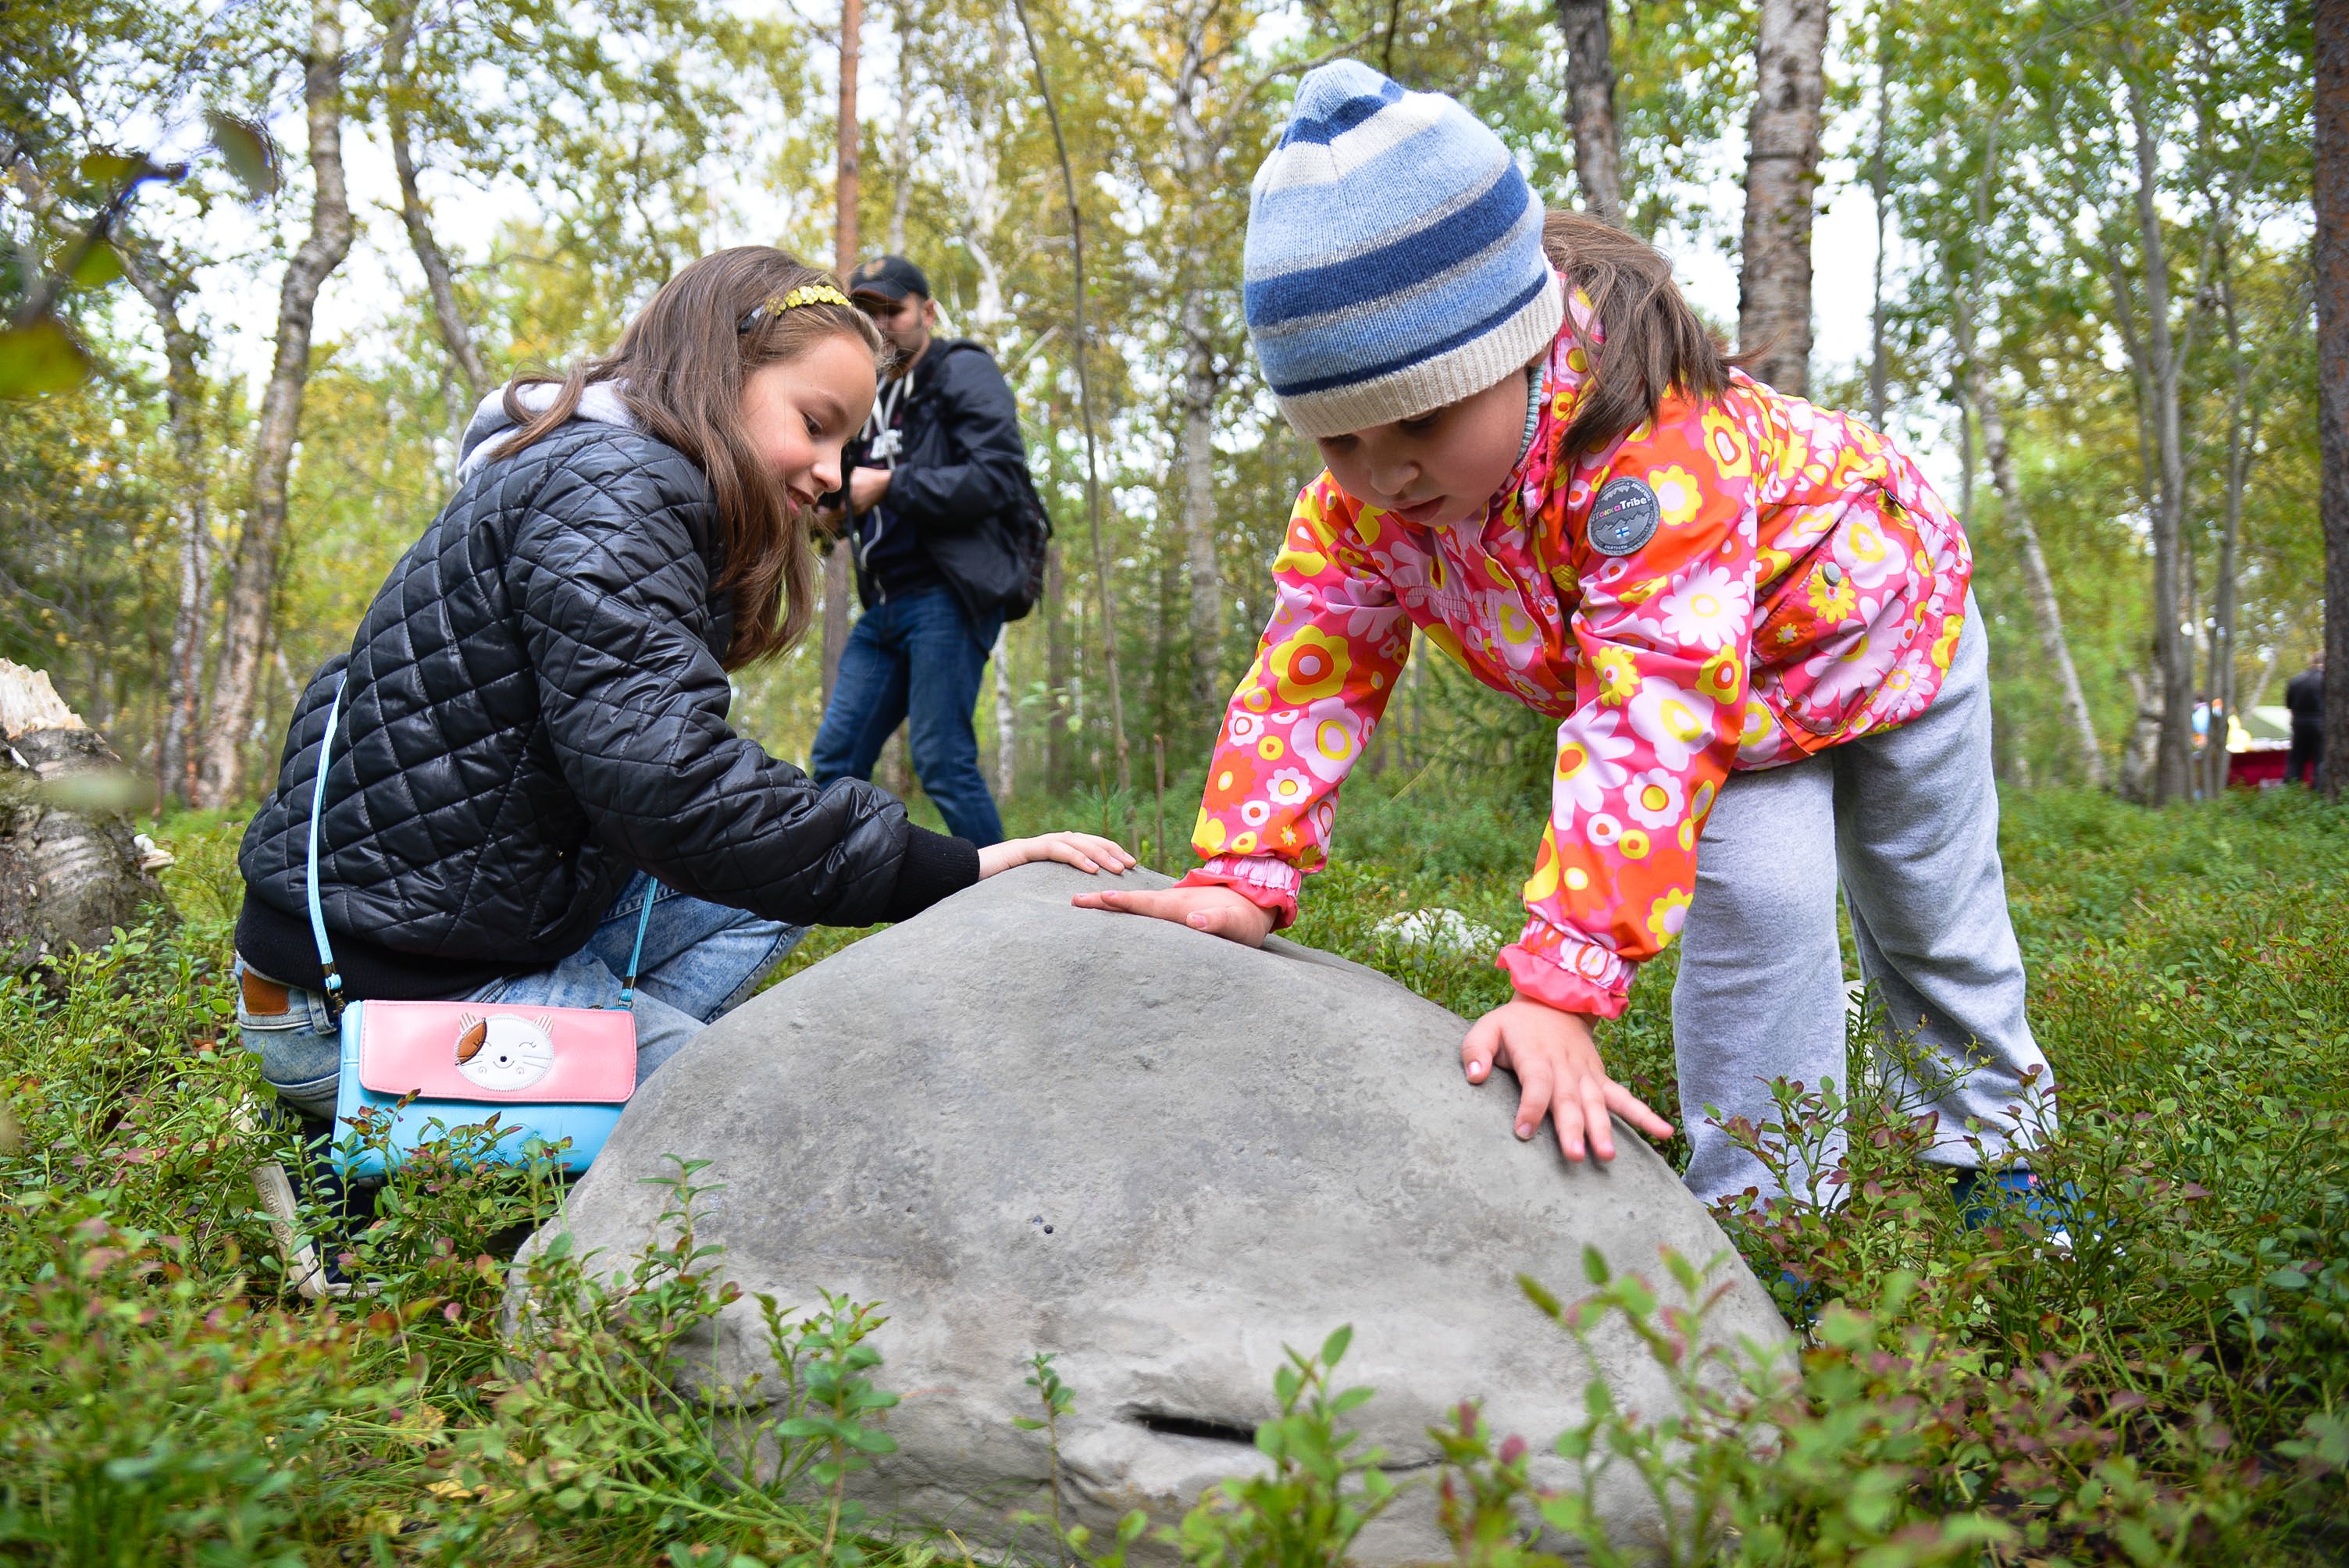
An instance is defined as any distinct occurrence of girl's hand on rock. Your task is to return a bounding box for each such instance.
[1460,998,1674,1163]
[978,832,1137,879]
[1071,883,1275,947]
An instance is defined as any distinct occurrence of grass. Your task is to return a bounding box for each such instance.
[0,780,2344,1564]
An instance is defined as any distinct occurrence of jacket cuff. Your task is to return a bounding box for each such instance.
[1178,854,1301,929]
[1494,917,1636,1020]
[882,827,981,923]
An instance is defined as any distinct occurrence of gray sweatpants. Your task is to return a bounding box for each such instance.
[1671,603,2053,1204]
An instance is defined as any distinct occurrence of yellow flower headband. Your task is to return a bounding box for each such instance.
[736,283,854,333]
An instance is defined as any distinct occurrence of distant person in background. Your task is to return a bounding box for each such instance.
[809,255,1039,848]
[2287,654,2325,786]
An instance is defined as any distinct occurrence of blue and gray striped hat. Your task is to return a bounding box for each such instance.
[1244,61,1562,439]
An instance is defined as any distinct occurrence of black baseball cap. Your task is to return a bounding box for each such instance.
[846,255,929,302]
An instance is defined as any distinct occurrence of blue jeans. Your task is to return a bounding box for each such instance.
[809,586,1006,846]
[235,874,800,1120]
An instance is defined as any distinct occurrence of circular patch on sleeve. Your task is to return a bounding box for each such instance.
[1588,476,1663,556]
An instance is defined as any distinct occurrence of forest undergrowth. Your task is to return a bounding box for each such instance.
[0,782,2344,1566]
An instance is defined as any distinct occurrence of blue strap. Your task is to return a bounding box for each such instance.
[305,674,661,1015]
[618,886,655,1011]
[304,677,348,1015]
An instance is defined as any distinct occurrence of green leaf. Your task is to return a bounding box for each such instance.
[1518,1273,1563,1320]
[205,111,280,199]
[0,318,92,397]
[1318,1324,1353,1368]
[1581,1245,1610,1287]
[1011,1416,1044,1430]
[77,151,149,188]
[70,246,125,287]
[845,1427,897,1455]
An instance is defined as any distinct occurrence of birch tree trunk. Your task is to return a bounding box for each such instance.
[197,0,353,807]
[1738,0,1828,396]
[1866,30,1890,429]
[383,0,488,461]
[886,0,917,255]
[824,0,864,704]
[1013,0,1129,789]
[114,241,210,809]
[1554,0,1623,226]
[2123,79,2195,804]
[956,123,1021,804]
[2205,358,2249,799]
[1955,298,2105,786]
[1,661,166,970]
[2318,0,2349,796]
[1171,2,1228,715]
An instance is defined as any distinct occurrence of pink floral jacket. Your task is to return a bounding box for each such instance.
[1179,308,1973,1017]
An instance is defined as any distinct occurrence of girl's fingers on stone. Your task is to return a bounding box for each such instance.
[1512,1046,1553,1143]
[1581,1076,1616,1163]
[1609,1082,1673,1139]
[1460,1019,1495,1084]
[1551,1092,1586,1161]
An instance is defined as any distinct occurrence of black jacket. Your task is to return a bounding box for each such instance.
[2287,668,2325,731]
[236,408,978,1001]
[839,337,1039,625]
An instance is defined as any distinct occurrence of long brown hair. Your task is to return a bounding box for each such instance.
[500,248,884,668]
[1542,211,1745,457]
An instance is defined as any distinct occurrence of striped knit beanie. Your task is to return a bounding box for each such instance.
[1244,60,1562,439]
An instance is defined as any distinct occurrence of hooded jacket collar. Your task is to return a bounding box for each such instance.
[454,380,637,485]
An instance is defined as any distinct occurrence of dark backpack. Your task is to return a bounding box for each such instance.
[1004,470,1053,622]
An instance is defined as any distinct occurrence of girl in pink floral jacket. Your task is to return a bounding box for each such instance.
[1083,62,2054,1210]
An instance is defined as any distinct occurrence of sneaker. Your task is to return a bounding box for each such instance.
[1775,1266,1827,1328]
[1951,1167,2079,1249]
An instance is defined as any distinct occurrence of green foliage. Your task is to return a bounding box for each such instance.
[7,783,2349,1563]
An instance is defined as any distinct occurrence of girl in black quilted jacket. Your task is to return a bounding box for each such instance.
[232,248,1127,1223]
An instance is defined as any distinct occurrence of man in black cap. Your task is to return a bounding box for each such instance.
[810,255,1043,846]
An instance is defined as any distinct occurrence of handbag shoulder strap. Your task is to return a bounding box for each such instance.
[303,675,657,1017]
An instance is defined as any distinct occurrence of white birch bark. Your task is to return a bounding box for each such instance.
[1738,0,1829,396]
[197,0,353,806]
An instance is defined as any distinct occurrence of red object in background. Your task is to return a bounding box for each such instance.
[2230,749,2290,789]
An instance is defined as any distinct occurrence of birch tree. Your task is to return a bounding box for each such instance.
[111,238,213,807]
[198,0,353,807]
[1739,0,1828,395]
[379,0,489,452]
[1555,0,1623,226]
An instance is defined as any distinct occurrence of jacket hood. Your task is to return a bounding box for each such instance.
[455,380,637,485]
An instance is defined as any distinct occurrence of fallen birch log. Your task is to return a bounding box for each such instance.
[0,658,168,970]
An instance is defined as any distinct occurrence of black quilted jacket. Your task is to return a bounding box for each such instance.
[235,415,978,1001]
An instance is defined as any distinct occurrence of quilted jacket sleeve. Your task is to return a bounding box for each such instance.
[508,443,976,927]
[886,345,1029,536]
[1496,401,1756,1017]
[1176,476,1409,926]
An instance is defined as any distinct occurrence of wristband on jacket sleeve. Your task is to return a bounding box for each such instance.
[1495,914,1637,1019]
[1176,853,1302,930]
[881,827,982,922]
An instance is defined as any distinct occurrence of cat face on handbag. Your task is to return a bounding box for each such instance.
[453,1012,558,1091]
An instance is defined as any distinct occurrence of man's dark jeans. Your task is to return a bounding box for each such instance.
[2290,725,2323,787]
[811,586,1006,846]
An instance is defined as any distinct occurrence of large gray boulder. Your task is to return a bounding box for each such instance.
[526,864,1788,1559]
